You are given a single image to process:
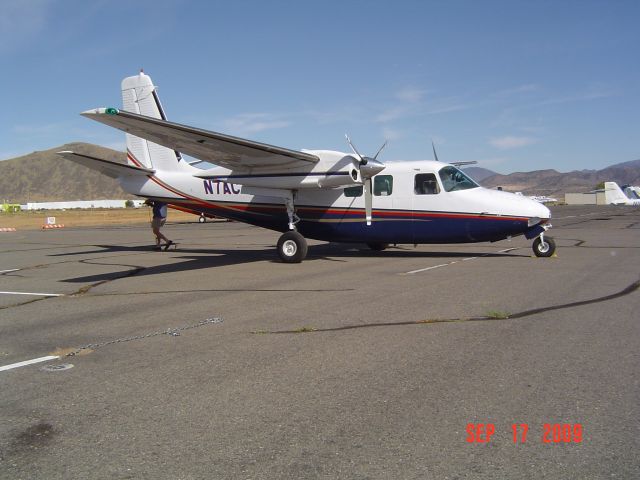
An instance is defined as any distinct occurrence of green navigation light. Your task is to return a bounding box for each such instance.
[105,107,119,115]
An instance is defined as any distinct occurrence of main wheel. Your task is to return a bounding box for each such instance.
[277,231,308,263]
[367,242,389,251]
[532,236,556,257]
[198,214,206,223]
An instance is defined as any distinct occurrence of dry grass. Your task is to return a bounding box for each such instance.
[0,207,199,230]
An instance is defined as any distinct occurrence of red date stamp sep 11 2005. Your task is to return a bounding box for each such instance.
[466,423,583,444]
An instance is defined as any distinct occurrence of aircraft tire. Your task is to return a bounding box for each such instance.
[198,215,206,223]
[277,231,308,263]
[533,236,556,257]
[367,242,389,251]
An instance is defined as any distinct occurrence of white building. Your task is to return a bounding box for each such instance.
[21,199,145,210]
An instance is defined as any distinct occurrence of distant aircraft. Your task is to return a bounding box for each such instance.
[622,185,640,200]
[604,182,640,206]
[59,72,556,262]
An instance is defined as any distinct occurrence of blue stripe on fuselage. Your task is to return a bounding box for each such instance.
[168,199,533,244]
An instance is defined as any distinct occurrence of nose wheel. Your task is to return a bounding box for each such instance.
[277,231,308,263]
[532,235,556,257]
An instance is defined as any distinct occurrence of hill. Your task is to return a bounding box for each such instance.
[0,143,132,203]
[480,161,640,196]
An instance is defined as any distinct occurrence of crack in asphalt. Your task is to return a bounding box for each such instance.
[0,259,147,310]
[561,238,639,249]
[261,277,640,334]
[71,259,147,295]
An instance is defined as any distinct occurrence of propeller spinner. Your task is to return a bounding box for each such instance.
[345,135,387,225]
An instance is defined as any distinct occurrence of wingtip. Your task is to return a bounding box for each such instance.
[81,108,103,117]
[81,107,118,117]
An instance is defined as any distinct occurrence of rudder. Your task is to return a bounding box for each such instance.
[604,182,629,205]
[121,71,188,172]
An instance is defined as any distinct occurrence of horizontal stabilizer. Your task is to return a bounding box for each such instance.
[57,151,155,179]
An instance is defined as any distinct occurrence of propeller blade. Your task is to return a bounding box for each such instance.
[345,134,367,165]
[364,177,373,226]
[373,140,387,161]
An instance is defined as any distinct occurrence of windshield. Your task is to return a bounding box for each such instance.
[438,166,480,192]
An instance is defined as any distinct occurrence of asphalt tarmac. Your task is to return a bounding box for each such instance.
[1,205,638,479]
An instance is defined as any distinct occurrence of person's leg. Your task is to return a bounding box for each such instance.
[152,219,165,248]
[157,231,169,244]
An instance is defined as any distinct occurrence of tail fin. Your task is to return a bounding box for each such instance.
[121,71,189,172]
[604,182,630,205]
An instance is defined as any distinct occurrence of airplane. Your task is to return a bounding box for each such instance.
[58,72,556,262]
[622,185,640,200]
[604,182,640,206]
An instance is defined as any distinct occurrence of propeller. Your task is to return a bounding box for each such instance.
[345,135,387,225]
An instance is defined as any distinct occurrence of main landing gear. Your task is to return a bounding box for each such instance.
[277,196,308,263]
[532,233,556,257]
[277,231,308,263]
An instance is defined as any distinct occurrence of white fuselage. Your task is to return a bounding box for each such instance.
[121,155,551,244]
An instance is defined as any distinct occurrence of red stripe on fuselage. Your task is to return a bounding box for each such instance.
[125,150,531,223]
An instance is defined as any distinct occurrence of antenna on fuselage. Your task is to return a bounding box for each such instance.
[432,140,440,162]
[432,139,477,167]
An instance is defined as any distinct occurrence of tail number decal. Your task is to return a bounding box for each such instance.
[203,180,241,195]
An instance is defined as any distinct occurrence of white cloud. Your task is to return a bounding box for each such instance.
[424,103,468,115]
[493,84,539,98]
[489,136,536,150]
[376,106,410,123]
[375,86,427,123]
[381,127,403,142]
[395,87,426,103]
[538,89,615,106]
[222,113,290,136]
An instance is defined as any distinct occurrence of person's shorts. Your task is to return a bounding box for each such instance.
[152,218,166,229]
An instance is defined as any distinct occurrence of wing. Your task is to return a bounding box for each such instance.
[81,108,319,170]
[57,151,155,178]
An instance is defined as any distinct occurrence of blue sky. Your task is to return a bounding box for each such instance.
[1,0,638,173]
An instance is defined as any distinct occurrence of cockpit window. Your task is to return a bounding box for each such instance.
[438,166,479,192]
[624,187,640,199]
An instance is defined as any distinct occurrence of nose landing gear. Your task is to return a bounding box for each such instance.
[533,233,556,257]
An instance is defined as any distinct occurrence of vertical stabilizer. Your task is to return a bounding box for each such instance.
[604,182,631,205]
[121,72,187,172]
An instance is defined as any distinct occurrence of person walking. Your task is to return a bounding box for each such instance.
[146,200,173,250]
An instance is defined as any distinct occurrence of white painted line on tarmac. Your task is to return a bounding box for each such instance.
[403,247,518,275]
[0,355,60,372]
[404,262,456,275]
[0,269,20,274]
[0,291,64,297]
